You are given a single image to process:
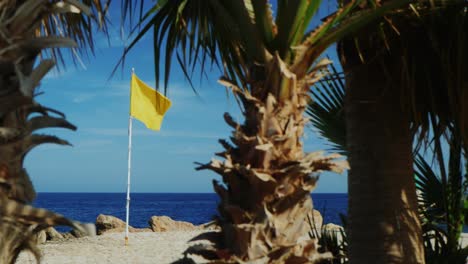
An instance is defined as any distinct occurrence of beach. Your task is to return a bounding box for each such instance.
[16,231,468,264]
[16,230,208,264]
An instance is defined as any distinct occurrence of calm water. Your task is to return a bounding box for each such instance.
[33,193,348,229]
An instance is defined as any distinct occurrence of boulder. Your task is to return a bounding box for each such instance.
[322,223,345,243]
[95,214,147,235]
[149,216,197,232]
[45,227,64,241]
[35,230,47,244]
[322,223,344,232]
[96,214,128,235]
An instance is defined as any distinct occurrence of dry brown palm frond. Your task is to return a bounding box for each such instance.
[0,194,94,264]
[0,0,109,68]
[338,0,467,146]
[0,1,108,262]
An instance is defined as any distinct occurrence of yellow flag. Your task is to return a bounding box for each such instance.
[130,74,171,131]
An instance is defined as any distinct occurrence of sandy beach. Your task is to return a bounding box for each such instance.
[16,231,467,264]
[16,230,208,264]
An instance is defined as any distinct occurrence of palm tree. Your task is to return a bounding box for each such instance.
[336,1,466,262]
[120,0,408,262]
[307,65,467,263]
[0,0,108,262]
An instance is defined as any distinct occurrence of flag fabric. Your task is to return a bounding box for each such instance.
[130,74,171,131]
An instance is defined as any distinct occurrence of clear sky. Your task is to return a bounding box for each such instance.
[25,1,348,193]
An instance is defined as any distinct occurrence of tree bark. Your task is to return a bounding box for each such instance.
[340,42,425,263]
[193,55,348,263]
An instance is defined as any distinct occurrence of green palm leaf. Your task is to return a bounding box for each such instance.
[119,0,412,94]
[414,154,445,223]
[307,63,347,155]
[116,0,268,94]
[274,0,322,61]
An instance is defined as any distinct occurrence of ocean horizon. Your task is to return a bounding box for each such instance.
[33,192,348,230]
[32,192,468,233]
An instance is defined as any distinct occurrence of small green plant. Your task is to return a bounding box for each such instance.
[422,223,468,264]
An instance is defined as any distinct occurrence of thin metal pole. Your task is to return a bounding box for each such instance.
[125,68,135,245]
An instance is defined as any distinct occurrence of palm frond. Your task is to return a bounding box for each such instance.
[414,154,445,223]
[0,1,105,262]
[292,0,410,78]
[119,0,411,97]
[307,64,347,155]
[422,223,468,264]
[117,0,271,94]
[0,0,109,69]
[274,0,323,61]
[415,126,466,253]
[40,0,110,67]
[340,0,468,146]
[0,197,95,264]
[251,1,275,46]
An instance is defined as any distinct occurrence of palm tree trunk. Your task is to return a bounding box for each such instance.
[0,46,77,204]
[195,56,347,263]
[340,44,425,263]
[0,76,38,203]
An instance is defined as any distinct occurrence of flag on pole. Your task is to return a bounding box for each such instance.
[130,74,172,130]
[125,72,171,246]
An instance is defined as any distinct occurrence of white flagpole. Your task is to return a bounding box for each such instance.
[125,68,135,245]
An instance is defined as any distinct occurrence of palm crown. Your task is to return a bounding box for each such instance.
[120,0,407,93]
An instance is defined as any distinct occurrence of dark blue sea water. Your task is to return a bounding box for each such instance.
[33,193,347,229]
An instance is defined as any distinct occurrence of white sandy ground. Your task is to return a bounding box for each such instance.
[16,230,208,264]
[461,233,468,247]
[15,232,468,264]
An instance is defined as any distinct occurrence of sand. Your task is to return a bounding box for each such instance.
[461,233,468,248]
[16,231,208,264]
[16,232,468,264]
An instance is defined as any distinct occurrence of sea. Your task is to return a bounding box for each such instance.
[32,193,347,230]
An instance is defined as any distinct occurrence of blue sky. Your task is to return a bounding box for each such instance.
[25,1,347,193]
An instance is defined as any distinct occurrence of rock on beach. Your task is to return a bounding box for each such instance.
[149,215,198,232]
